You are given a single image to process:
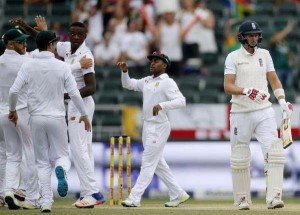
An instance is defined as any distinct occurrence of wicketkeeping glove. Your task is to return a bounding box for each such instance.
[279,99,293,118]
[242,88,268,104]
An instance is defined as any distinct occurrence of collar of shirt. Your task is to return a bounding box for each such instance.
[71,41,88,57]
[4,49,21,56]
[151,73,168,80]
[241,45,258,56]
[33,51,54,59]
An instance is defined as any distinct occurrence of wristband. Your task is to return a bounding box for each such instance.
[274,88,285,100]
[278,98,286,106]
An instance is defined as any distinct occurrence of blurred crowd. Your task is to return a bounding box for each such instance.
[54,0,220,78]
[1,0,300,97]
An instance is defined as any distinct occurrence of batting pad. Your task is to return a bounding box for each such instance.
[231,143,251,205]
[266,139,285,203]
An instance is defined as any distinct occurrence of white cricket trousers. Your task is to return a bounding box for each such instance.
[230,107,278,155]
[129,121,183,203]
[0,108,39,201]
[68,96,98,196]
[0,126,5,197]
[0,125,30,197]
[30,115,71,206]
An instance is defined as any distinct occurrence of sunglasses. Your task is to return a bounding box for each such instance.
[152,50,164,56]
[152,51,169,64]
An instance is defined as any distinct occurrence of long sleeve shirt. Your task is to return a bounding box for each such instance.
[122,72,186,123]
[9,51,86,117]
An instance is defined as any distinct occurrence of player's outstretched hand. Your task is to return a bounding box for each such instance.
[8,111,18,126]
[80,55,93,69]
[117,62,128,72]
[35,15,48,31]
[79,115,91,132]
[242,88,268,104]
[9,17,27,28]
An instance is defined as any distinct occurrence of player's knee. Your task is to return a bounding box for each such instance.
[267,139,285,164]
[231,143,251,170]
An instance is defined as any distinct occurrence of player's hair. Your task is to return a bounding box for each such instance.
[69,22,87,32]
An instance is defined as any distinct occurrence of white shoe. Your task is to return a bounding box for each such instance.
[267,198,284,209]
[5,191,21,210]
[23,200,40,209]
[235,196,250,210]
[75,196,96,208]
[121,198,140,207]
[72,197,82,207]
[165,191,190,207]
[41,205,52,213]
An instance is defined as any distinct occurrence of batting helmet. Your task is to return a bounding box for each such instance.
[238,20,262,45]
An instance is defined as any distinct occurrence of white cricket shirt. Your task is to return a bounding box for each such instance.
[56,41,95,90]
[9,51,85,117]
[0,50,31,114]
[122,72,186,123]
[224,46,274,112]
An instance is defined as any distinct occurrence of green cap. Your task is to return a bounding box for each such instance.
[36,30,60,47]
[147,50,171,70]
[3,29,30,44]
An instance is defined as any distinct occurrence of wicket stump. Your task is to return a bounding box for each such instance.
[110,135,131,205]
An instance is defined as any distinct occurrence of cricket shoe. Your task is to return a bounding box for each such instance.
[92,192,105,205]
[0,196,5,207]
[41,205,52,213]
[75,196,96,208]
[14,189,26,202]
[235,196,250,210]
[23,200,40,209]
[165,191,190,207]
[4,191,21,210]
[72,197,83,207]
[55,166,68,197]
[267,197,284,209]
[121,198,140,207]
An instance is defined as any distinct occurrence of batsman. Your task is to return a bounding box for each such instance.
[224,20,293,210]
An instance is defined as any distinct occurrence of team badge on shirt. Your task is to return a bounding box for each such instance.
[259,58,263,67]
[155,82,160,87]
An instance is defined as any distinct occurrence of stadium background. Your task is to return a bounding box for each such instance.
[0,0,300,200]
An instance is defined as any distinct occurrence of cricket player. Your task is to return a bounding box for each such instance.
[8,30,91,213]
[0,38,6,207]
[56,22,104,208]
[224,20,293,210]
[117,51,190,207]
[0,29,39,210]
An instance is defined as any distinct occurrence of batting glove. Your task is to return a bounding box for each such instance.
[279,99,293,118]
[242,88,268,104]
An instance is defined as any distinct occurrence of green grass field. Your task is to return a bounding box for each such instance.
[1,198,300,215]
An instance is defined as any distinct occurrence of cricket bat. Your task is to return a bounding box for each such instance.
[280,111,293,149]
